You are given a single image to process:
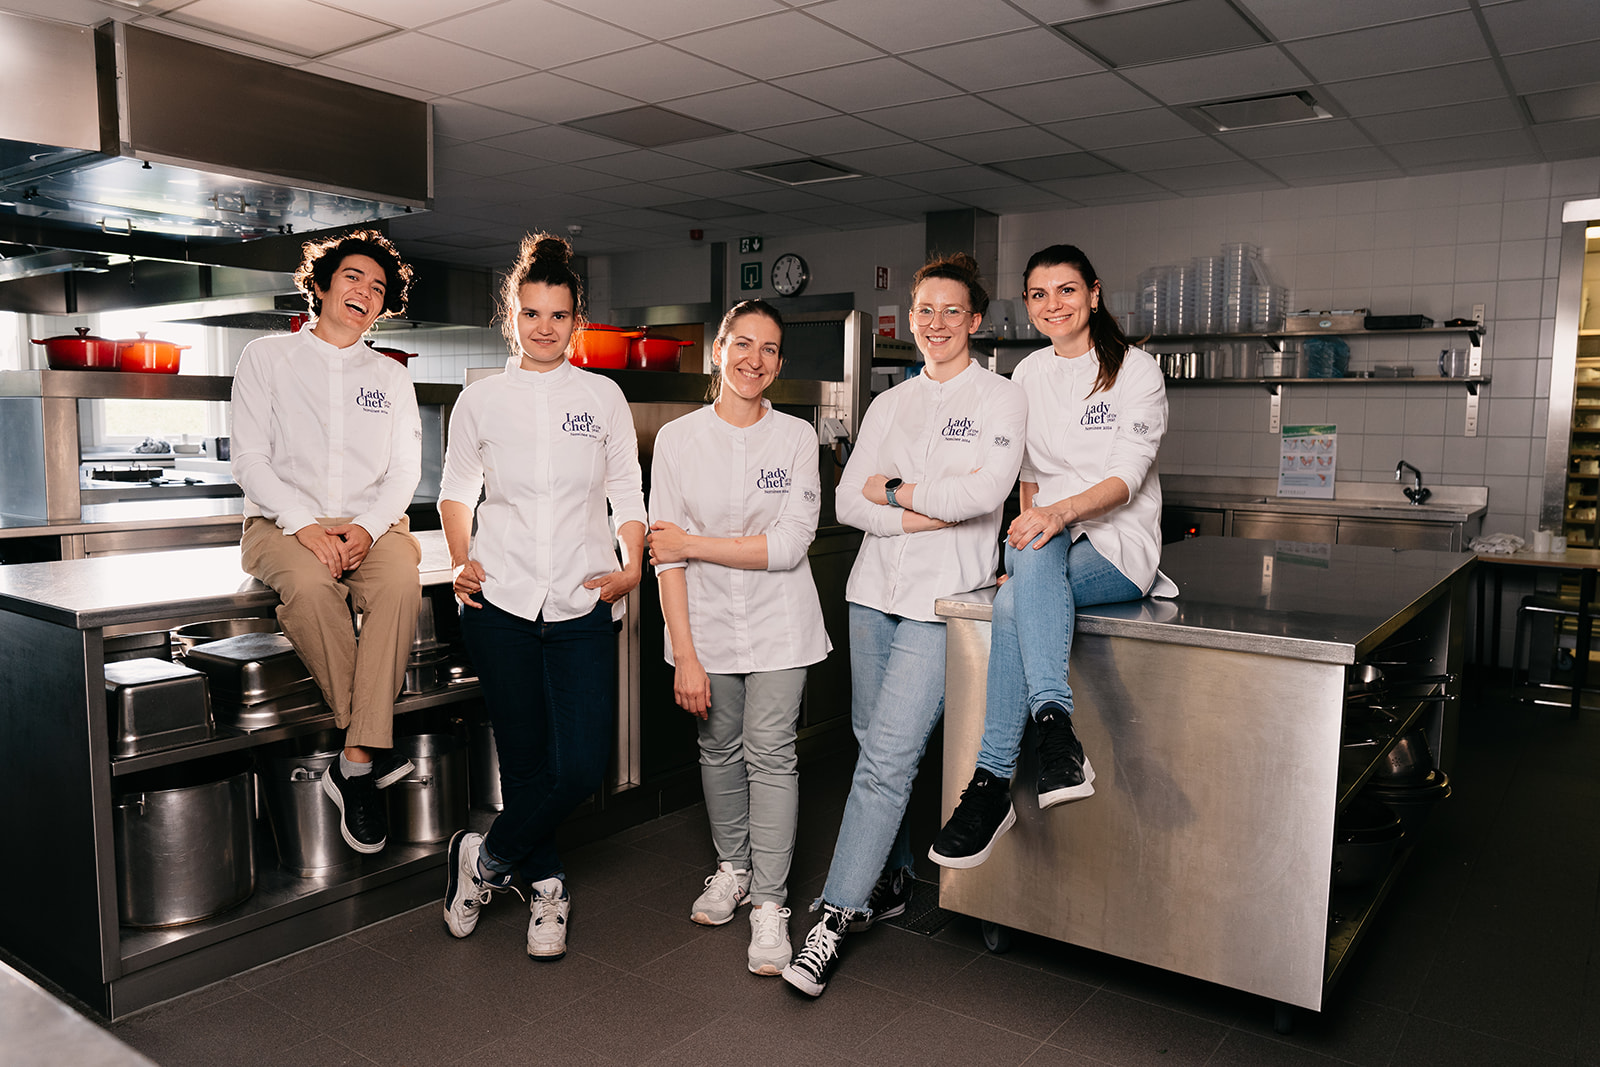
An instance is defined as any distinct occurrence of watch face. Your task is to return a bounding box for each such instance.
[771,253,809,296]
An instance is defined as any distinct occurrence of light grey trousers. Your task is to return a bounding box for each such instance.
[700,667,808,906]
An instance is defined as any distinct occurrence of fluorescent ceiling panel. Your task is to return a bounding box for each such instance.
[564,107,731,148]
[1053,0,1267,67]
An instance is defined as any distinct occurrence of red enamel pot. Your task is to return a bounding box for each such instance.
[569,325,642,369]
[628,336,692,371]
[31,327,119,370]
[116,332,190,374]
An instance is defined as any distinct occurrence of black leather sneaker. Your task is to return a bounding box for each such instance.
[369,749,416,790]
[1036,704,1095,808]
[849,866,913,932]
[928,768,1016,868]
[321,763,387,853]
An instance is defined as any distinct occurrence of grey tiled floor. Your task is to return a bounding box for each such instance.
[107,695,1600,1067]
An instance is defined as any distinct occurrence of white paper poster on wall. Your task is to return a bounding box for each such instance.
[1277,424,1337,499]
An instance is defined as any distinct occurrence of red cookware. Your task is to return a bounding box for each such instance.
[628,336,692,371]
[569,325,642,369]
[116,332,190,374]
[369,344,415,367]
[31,327,119,370]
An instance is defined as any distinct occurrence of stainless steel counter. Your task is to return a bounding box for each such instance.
[0,960,156,1066]
[938,536,1473,663]
[1162,474,1489,525]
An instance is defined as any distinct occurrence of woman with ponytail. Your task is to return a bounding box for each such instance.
[437,232,647,962]
[928,244,1173,870]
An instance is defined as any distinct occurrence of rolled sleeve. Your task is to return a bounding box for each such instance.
[647,430,688,576]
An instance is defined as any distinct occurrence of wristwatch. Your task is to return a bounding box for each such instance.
[884,477,904,508]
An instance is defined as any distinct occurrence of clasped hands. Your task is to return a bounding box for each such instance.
[295,522,373,579]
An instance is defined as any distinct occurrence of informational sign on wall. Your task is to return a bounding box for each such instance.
[739,236,763,254]
[877,305,898,338]
[740,262,762,291]
[1277,424,1337,499]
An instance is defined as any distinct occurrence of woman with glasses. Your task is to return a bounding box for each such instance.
[646,300,831,977]
[927,243,1173,870]
[782,253,1026,997]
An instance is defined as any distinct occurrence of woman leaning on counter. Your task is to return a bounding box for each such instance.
[929,243,1174,870]
[647,299,831,977]
[437,232,647,962]
[781,253,1027,998]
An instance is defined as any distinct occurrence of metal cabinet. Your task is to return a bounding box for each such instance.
[1336,517,1457,551]
[1230,511,1337,543]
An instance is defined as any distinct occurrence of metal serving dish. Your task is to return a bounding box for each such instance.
[183,632,315,705]
[211,688,327,732]
[172,617,280,656]
[105,658,213,757]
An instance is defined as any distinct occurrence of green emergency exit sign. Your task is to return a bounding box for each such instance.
[739,236,763,254]
[740,262,762,291]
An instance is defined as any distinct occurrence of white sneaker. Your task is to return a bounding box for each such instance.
[690,861,750,925]
[527,876,569,961]
[747,902,792,975]
[442,830,518,938]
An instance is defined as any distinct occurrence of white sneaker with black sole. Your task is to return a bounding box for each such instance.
[442,830,519,938]
[690,861,750,925]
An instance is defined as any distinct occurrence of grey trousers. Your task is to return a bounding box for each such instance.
[700,667,808,906]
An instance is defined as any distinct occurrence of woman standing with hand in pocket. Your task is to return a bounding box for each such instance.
[648,299,831,976]
[438,233,647,962]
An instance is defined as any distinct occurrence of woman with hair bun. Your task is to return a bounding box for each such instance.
[782,253,1027,997]
[647,299,831,976]
[928,243,1172,870]
[438,232,647,962]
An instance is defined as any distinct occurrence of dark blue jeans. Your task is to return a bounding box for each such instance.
[460,596,615,882]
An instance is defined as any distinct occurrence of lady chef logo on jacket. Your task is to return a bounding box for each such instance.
[562,411,602,439]
[354,386,390,412]
[1081,401,1117,430]
[941,416,980,441]
[756,466,790,494]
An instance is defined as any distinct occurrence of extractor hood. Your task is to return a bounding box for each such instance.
[0,11,430,242]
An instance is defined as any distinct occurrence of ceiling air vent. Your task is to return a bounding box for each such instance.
[564,107,729,148]
[1052,0,1267,68]
[1194,91,1331,131]
[741,159,862,187]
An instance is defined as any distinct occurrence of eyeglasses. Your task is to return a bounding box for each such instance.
[911,305,972,326]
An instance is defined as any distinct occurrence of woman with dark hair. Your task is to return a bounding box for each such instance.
[928,243,1173,870]
[438,232,647,961]
[646,299,831,975]
[782,253,1026,997]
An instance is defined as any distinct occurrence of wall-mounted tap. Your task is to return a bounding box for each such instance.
[1396,460,1430,505]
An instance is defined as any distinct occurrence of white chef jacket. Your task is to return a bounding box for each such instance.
[649,402,832,674]
[839,361,1027,622]
[437,357,647,623]
[1012,344,1176,597]
[231,329,422,543]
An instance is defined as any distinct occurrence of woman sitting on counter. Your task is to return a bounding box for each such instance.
[647,299,831,977]
[781,253,1027,997]
[438,232,647,962]
[928,243,1174,870]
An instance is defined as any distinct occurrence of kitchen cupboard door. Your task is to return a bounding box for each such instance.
[1230,513,1337,544]
[1336,518,1457,551]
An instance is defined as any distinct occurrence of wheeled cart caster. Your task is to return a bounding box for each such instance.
[981,920,1013,953]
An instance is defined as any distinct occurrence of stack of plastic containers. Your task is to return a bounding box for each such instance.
[1221,242,1259,332]
[1192,256,1224,334]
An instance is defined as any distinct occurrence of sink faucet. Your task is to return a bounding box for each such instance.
[1396,460,1430,505]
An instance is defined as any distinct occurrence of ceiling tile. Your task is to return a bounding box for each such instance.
[1532,116,1600,158]
[824,143,969,176]
[296,59,428,99]
[1386,129,1538,167]
[1218,119,1375,157]
[804,0,1031,51]
[1322,61,1509,116]
[1038,172,1169,200]
[1284,13,1490,83]
[806,178,924,204]
[673,10,880,78]
[587,182,694,208]
[329,31,531,94]
[657,133,795,169]
[786,204,904,227]
[1525,84,1600,125]
[1058,0,1267,67]
[981,72,1156,123]
[930,127,1078,164]
[432,100,543,142]
[1503,41,1600,95]
[1481,0,1600,55]
[725,188,838,211]
[1142,159,1281,191]
[1257,147,1403,181]
[569,0,783,38]
[555,44,750,101]
[856,96,1022,141]
[1015,0,1169,18]
[901,28,1102,91]
[576,151,712,181]
[498,163,631,192]
[1361,99,1526,143]
[653,171,775,198]
[655,198,763,220]
[858,193,970,215]
[163,0,391,57]
[1241,0,1467,40]
[949,186,1070,213]
[990,152,1119,180]
[1120,46,1308,106]
[315,0,505,30]
[479,124,633,162]
[1098,138,1239,170]
[456,72,636,123]
[434,142,542,176]
[666,83,838,128]
[424,0,647,66]
[898,166,1022,193]
[1043,108,1202,149]
[775,58,959,112]
[755,115,906,154]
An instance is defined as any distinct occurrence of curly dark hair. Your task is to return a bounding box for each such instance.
[294,229,412,318]
[498,232,586,353]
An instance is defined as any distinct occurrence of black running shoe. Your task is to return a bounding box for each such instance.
[781,904,853,997]
[849,866,913,932]
[928,768,1016,868]
[321,763,387,853]
[370,749,416,790]
[1035,704,1095,809]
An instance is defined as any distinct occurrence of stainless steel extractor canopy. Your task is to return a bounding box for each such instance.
[0,12,431,241]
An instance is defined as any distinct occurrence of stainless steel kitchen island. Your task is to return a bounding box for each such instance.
[935,536,1472,1028]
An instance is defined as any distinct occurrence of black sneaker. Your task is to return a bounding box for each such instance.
[369,750,416,790]
[781,904,853,997]
[1036,704,1095,809]
[928,769,1016,869]
[849,866,913,932]
[321,763,387,853]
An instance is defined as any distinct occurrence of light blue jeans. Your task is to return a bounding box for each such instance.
[975,535,1142,779]
[820,604,948,913]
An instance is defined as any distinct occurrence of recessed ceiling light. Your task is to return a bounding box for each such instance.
[741,159,862,186]
[564,107,729,148]
[1052,0,1267,68]
[1194,91,1330,131]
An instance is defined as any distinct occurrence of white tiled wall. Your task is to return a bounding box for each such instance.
[999,157,1600,541]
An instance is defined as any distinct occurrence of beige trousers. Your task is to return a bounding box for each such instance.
[240,515,421,750]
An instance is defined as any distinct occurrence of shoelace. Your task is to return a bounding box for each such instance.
[949,779,1006,831]
[1037,713,1082,766]
[751,906,790,949]
[532,889,566,927]
[701,867,745,904]
[791,920,841,974]
[467,877,524,911]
